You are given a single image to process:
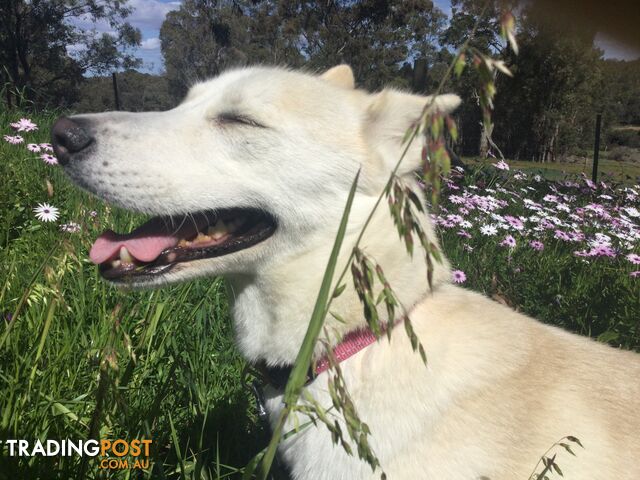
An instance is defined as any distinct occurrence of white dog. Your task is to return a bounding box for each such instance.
[53,65,640,479]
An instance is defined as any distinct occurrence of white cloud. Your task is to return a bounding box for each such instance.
[127,0,181,30]
[594,32,640,61]
[141,37,161,50]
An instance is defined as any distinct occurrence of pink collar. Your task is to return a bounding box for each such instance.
[313,327,380,375]
[260,321,401,389]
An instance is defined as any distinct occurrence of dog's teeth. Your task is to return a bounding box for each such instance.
[119,246,134,264]
[178,239,188,247]
[111,259,122,268]
[207,220,228,240]
[193,232,212,244]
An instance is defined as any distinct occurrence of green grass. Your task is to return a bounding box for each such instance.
[464,156,640,184]
[0,110,269,479]
[1,110,638,478]
[437,164,640,350]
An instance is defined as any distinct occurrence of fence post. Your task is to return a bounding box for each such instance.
[112,72,121,111]
[592,113,602,183]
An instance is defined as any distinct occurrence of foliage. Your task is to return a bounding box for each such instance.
[0,110,267,479]
[159,0,313,100]
[73,70,173,113]
[0,0,141,109]
[492,8,602,162]
[443,0,640,162]
[437,163,640,350]
[159,0,448,100]
[600,59,640,126]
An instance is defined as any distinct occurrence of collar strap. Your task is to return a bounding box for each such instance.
[259,324,394,390]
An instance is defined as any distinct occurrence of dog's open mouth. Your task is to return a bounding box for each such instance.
[91,208,276,281]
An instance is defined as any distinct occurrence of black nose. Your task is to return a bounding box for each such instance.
[51,117,94,165]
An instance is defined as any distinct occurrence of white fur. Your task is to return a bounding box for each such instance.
[65,65,640,479]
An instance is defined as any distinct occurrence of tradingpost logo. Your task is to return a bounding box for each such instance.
[1,438,152,470]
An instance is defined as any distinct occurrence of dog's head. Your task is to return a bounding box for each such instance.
[53,65,460,288]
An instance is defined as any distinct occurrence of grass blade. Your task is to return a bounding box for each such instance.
[255,169,360,479]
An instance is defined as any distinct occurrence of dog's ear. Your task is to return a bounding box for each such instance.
[321,65,355,89]
[365,89,461,175]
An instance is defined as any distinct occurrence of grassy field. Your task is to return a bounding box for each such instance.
[465,155,640,184]
[0,111,268,479]
[1,111,639,479]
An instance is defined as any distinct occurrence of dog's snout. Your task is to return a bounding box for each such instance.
[51,117,94,165]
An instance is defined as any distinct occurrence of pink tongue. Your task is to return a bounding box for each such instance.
[90,231,179,264]
[89,217,197,264]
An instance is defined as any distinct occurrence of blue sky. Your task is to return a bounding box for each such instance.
[75,0,639,75]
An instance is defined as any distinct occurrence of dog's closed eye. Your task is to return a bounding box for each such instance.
[217,112,266,128]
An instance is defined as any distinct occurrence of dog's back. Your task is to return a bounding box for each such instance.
[271,284,640,479]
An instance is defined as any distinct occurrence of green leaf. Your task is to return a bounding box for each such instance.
[559,443,575,456]
[241,448,265,480]
[454,53,466,78]
[333,283,347,299]
[566,436,584,448]
[283,169,360,400]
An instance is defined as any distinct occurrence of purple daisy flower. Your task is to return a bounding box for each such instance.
[529,240,544,251]
[452,270,467,284]
[500,235,517,248]
[40,154,58,165]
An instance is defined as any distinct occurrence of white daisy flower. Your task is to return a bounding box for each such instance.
[480,224,498,236]
[33,203,60,222]
[624,207,639,218]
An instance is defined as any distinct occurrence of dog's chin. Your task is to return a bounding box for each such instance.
[92,207,277,287]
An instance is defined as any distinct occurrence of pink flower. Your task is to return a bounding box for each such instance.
[529,240,544,251]
[39,143,53,152]
[3,135,24,144]
[493,160,510,171]
[27,143,41,152]
[10,118,38,132]
[630,271,640,278]
[626,254,640,265]
[590,245,616,258]
[569,232,585,242]
[457,230,471,239]
[40,154,58,165]
[60,222,81,233]
[504,215,524,231]
[500,235,517,248]
[554,230,571,242]
[452,270,467,283]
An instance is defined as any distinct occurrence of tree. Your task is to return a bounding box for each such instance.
[160,0,302,100]
[492,8,602,161]
[160,0,448,101]
[0,0,141,108]
[443,0,607,161]
[73,70,173,113]
[442,0,509,157]
[277,0,447,90]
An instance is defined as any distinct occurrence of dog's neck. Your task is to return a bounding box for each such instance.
[228,193,451,366]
